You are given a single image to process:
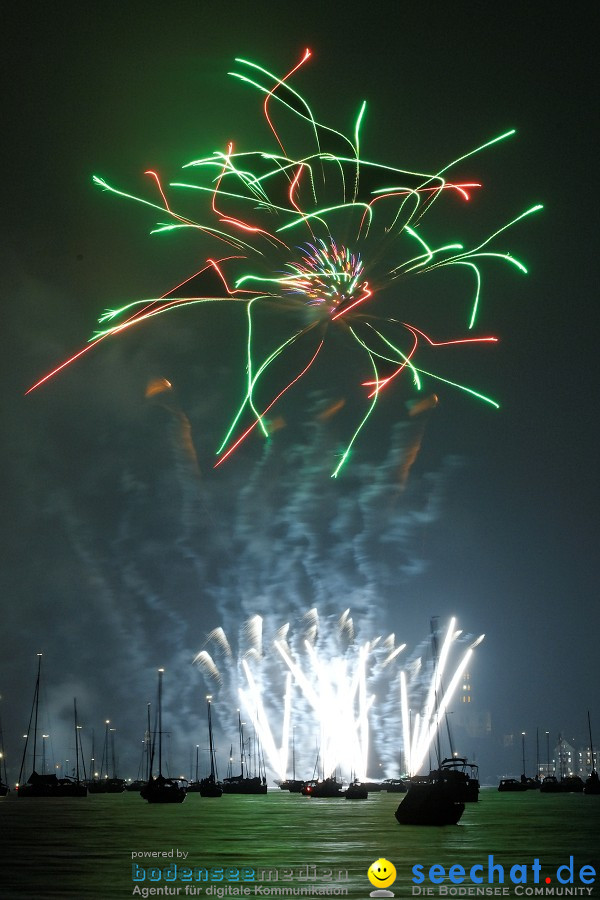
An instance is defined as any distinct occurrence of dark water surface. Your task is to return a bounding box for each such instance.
[1,788,599,899]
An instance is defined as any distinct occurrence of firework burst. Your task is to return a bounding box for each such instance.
[28,49,541,476]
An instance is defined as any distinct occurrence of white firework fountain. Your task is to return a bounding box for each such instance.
[194,610,483,782]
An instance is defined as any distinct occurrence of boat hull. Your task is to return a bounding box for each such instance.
[498,778,528,792]
[141,777,187,803]
[222,777,267,795]
[18,773,87,798]
[395,781,464,826]
[345,783,368,799]
[302,778,344,797]
[584,773,600,795]
[199,779,224,797]
[277,779,307,792]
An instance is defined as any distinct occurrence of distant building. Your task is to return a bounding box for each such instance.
[453,671,492,740]
[537,739,598,778]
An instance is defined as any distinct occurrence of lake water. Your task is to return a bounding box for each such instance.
[1,788,599,900]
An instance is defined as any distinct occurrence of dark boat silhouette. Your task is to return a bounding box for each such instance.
[430,757,480,802]
[395,775,464,825]
[18,771,88,797]
[277,725,307,792]
[125,779,147,792]
[299,746,343,797]
[141,668,186,804]
[345,780,368,799]
[278,778,307,792]
[560,775,584,793]
[18,656,87,798]
[498,777,528,792]
[222,713,267,795]
[381,778,408,793]
[584,771,600,795]
[302,776,344,797]
[540,775,562,793]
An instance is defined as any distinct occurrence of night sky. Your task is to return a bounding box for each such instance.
[1,2,597,783]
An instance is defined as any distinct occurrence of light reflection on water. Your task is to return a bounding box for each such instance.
[1,788,599,899]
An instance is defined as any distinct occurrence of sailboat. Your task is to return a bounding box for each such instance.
[395,620,467,824]
[187,743,203,793]
[88,720,125,792]
[140,668,186,803]
[277,726,306,792]
[126,704,152,791]
[583,711,600,795]
[302,773,344,797]
[18,656,88,797]
[222,713,267,794]
[199,695,223,797]
[301,748,344,797]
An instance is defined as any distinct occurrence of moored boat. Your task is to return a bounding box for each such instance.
[222,714,267,795]
[498,778,528,792]
[302,776,344,797]
[432,757,480,802]
[277,778,307,792]
[381,777,408,793]
[583,771,600,795]
[395,776,464,825]
[276,725,306,792]
[199,696,223,797]
[141,669,186,804]
[87,720,126,793]
[141,774,188,803]
[583,712,600,795]
[18,657,87,798]
[540,775,562,793]
[345,780,368,799]
[125,779,147,792]
[560,775,584,793]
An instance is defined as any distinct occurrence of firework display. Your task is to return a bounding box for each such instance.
[28,50,541,477]
[194,610,484,781]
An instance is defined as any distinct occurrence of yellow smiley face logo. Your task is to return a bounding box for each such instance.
[367,858,397,889]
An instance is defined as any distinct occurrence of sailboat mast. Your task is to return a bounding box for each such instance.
[18,654,43,787]
[430,619,442,766]
[146,703,151,780]
[110,726,117,779]
[158,669,164,777]
[102,720,110,779]
[238,712,244,779]
[74,699,80,783]
[32,653,42,774]
[207,696,216,779]
[90,728,95,780]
